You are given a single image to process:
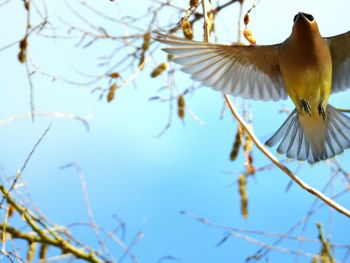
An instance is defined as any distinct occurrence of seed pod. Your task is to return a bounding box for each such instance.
[7,205,14,218]
[24,0,30,10]
[230,132,241,161]
[238,174,246,196]
[178,108,185,119]
[246,163,255,175]
[39,243,49,260]
[142,32,151,51]
[243,133,252,154]
[109,72,120,79]
[208,11,215,33]
[244,14,250,26]
[138,32,151,69]
[178,95,185,119]
[238,174,248,219]
[230,125,243,161]
[18,50,26,63]
[107,83,118,103]
[18,36,28,63]
[246,153,256,175]
[316,223,335,263]
[27,242,36,262]
[19,37,27,50]
[151,62,168,78]
[241,197,248,219]
[243,28,256,45]
[238,124,244,140]
[178,95,185,108]
[138,53,145,69]
[181,20,193,40]
[190,0,199,7]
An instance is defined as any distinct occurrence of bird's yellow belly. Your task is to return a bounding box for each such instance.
[282,67,332,115]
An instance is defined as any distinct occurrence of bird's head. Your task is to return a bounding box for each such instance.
[293,12,315,24]
[292,12,320,38]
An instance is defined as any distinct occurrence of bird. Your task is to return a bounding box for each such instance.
[156,12,350,164]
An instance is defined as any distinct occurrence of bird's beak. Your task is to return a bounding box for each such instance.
[295,12,305,23]
[294,12,314,24]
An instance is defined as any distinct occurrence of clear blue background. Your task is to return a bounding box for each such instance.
[0,0,350,262]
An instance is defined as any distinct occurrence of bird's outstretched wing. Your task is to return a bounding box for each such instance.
[156,34,287,101]
[327,31,350,93]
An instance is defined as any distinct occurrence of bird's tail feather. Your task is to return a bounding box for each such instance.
[265,105,350,164]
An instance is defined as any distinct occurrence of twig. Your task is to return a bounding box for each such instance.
[22,0,36,121]
[201,0,210,42]
[249,189,349,261]
[25,59,36,122]
[0,124,52,207]
[0,186,105,263]
[181,211,326,261]
[169,0,241,33]
[223,95,350,218]
[60,163,113,261]
[0,112,91,131]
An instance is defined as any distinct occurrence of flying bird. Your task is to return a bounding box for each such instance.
[157,12,350,164]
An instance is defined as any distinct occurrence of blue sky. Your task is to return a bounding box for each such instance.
[0,0,350,262]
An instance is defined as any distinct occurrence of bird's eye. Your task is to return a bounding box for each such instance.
[304,13,314,22]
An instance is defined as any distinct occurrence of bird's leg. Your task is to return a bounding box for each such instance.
[318,102,326,120]
[300,99,311,116]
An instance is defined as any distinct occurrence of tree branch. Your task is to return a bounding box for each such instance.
[0,185,105,263]
[223,95,350,218]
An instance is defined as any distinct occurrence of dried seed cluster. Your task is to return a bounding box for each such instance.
[151,62,169,78]
[238,174,248,218]
[18,37,28,63]
[243,13,256,45]
[177,95,185,119]
[107,83,118,103]
[181,19,193,40]
[230,125,244,161]
[139,32,151,69]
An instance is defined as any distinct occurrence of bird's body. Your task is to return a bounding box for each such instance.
[277,15,333,158]
[279,19,332,111]
[157,12,350,163]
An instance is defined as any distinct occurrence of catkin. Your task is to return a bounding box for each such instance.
[238,174,248,218]
[138,32,151,68]
[18,37,28,63]
[178,95,185,119]
[230,125,244,161]
[107,83,118,103]
[208,11,215,33]
[24,0,30,10]
[243,28,256,45]
[7,205,14,218]
[189,0,199,7]
[109,72,120,79]
[39,243,49,260]
[244,14,250,26]
[151,62,168,78]
[181,20,193,40]
[27,242,36,262]
[243,133,252,154]
[316,223,335,263]
[246,153,256,175]
[142,32,151,51]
